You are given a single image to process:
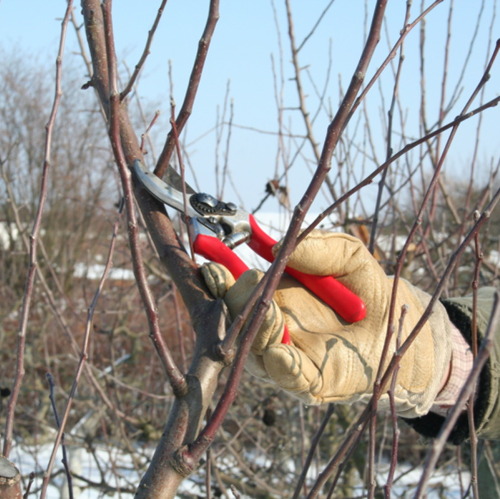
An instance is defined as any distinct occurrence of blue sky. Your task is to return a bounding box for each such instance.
[1,1,499,215]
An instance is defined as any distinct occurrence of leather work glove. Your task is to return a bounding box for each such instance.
[202,232,453,418]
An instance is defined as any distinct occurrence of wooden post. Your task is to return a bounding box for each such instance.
[0,457,22,499]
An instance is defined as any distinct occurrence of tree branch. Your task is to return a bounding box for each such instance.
[2,0,73,459]
[155,0,220,177]
[80,2,230,496]
[120,0,169,100]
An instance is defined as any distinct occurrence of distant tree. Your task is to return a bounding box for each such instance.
[0,51,114,292]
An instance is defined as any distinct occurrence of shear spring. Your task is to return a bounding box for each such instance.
[191,193,237,216]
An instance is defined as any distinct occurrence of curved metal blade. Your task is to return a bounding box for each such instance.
[132,160,198,217]
[164,166,196,195]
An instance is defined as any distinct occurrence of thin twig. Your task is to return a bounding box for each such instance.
[169,97,196,261]
[349,0,446,125]
[383,306,407,499]
[2,0,73,459]
[415,293,499,498]
[367,6,412,495]
[40,190,124,499]
[296,0,336,53]
[140,109,161,154]
[284,0,339,209]
[369,2,412,254]
[291,404,335,499]
[46,373,74,499]
[101,0,187,396]
[120,0,169,100]
[155,0,220,177]
[467,211,483,499]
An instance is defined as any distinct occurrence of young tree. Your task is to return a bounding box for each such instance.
[2,1,499,497]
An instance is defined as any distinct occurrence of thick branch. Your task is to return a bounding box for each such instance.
[80,0,206,317]
[80,2,229,497]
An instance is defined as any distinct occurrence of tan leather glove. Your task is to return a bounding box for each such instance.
[202,232,453,418]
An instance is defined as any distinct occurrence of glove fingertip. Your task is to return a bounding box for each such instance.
[200,262,235,298]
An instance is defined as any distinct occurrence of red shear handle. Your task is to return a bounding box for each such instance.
[193,234,291,344]
[247,215,366,323]
[194,234,249,279]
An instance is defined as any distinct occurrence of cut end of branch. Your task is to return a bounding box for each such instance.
[81,79,94,90]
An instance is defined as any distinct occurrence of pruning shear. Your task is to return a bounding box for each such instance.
[132,160,366,343]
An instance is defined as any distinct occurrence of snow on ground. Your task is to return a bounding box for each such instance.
[10,441,469,498]
[73,262,136,282]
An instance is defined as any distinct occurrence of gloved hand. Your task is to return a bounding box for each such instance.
[202,232,453,418]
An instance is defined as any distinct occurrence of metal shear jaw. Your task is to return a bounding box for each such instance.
[132,160,252,248]
[132,160,200,218]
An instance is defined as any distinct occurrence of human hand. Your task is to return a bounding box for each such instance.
[202,232,452,418]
